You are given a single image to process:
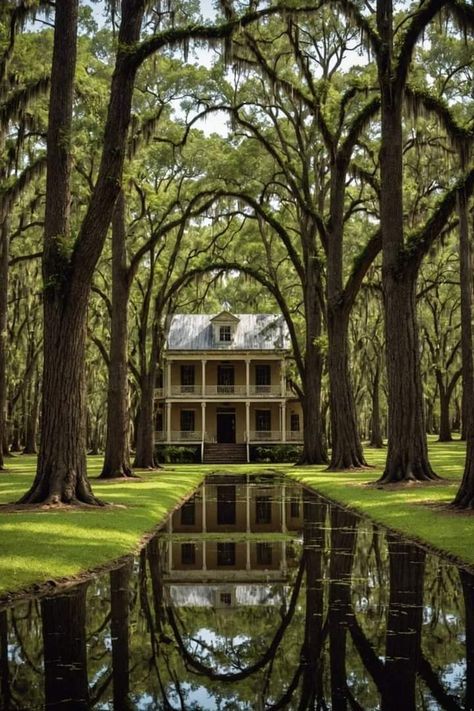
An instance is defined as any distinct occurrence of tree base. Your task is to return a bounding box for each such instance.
[17,468,105,506]
[99,463,138,480]
[377,459,441,484]
[327,450,369,471]
[452,490,474,510]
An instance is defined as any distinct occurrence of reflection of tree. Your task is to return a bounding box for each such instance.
[298,493,328,710]
[461,569,474,711]
[0,609,11,710]
[382,537,425,711]
[41,583,89,710]
[110,561,133,710]
[328,506,358,711]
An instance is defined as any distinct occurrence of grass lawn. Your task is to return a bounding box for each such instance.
[0,439,472,600]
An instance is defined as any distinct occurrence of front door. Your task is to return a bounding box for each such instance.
[217,411,236,443]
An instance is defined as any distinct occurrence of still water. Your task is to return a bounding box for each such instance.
[0,473,472,710]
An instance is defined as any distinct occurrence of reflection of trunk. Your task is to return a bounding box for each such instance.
[101,191,133,478]
[299,493,327,709]
[147,537,164,633]
[461,569,474,710]
[382,537,425,711]
[0,609,10,709]
[328,506,358,710]
[0,216,8,470]
[110,561,133,709]
[327,308,366,468]
[41,583,89,710]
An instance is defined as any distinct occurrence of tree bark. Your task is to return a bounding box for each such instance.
[454,189,474,508]
[100,191,133,478]
[18,0,145,504]
[300,260,327,464]
[41,584,90,710]
[0,216,8,470]
[327,307,367,468]
[376,5,437,482]
[381,537,425,711]
[134,369,159,469]
[23,373,40,454]
[438,387,452,442]
[369,361,384,447]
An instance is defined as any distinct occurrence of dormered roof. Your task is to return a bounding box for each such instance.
[210,310,240,323]
[166,313,290,351]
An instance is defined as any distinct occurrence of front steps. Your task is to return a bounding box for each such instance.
[203,443,248,464]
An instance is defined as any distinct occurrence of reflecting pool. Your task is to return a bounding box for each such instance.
[0,473,472,709]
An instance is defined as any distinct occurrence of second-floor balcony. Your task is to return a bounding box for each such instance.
[155,384,289,399]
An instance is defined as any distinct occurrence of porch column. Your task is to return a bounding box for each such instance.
[246,476,251,534]
[281,403,286,443]
[201,358,206,397]
[201,402,206,461]
[166,360,172,397]
[246,401,250,463]
[166,402,172,442]
[245,358,250,397]
[202,482,207,533]
[281,483,287,532]
[280,358,286,396]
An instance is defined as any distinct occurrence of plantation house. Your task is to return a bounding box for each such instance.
[155,310,303,462]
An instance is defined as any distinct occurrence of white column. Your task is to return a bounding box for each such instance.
[281,403,286,442]
[202,540,207,571]
[281,541,287,574]
[246,540,251,570]
[246,401,250,442]
[201,359,206,396]
[245,359,250,396]
[281,483,287,532]
[280,358,286,396]
[201,402,206,442]
[166,402,172,442]
[246,476,251,533]
[167,360,172,396]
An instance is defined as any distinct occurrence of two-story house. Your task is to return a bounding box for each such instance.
[154,310,303,462]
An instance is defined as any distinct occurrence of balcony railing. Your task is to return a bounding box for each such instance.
[155,384,291,398]
[155,430,304,443]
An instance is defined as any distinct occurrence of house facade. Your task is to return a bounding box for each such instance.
[154,310,303,462]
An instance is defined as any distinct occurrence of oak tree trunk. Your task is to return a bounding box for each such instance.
[110,562,133,709]
[133,371,158,468]
[0,216,8,470]
[438,387,452,442]
[100,191,133,478]
[369,361,384,447]
[23,374,40,454]
[327,307,367,468]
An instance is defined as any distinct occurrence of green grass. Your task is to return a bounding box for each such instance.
[0,440,472,599]
[0,456,204,599]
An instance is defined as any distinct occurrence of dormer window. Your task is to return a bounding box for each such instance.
[219,325,232,342]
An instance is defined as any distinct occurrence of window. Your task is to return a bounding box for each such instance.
[290,498,300,518]
[180,365,195,393]
[181,543,195,565]
[256,410,271,432]
[256,542,273,565]
[219,325,232,341]
[217,542,235,566]
[180,410,195,435]
[181,497,196,525]
[256,496,272,524]
[217,485,236,524]
[155,410,163,432]
[290,414,300,432]
[220,592,232,606]
[255,364,271,392]
[217,365,234,394]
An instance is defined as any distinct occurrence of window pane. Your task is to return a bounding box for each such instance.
[290,498,300,518]
[256,364,271,386]
[256,496,272,524]
[219,325,231,341]
[181,543,196,565]
[256,410,271,431]
[181,498,196,525]
[256,542,273,565]
[290,414,300,432]
[180,410,195,432]
[217,486,236,524]
[217,542,236,566]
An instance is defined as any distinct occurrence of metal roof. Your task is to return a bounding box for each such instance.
[166,313,290,351]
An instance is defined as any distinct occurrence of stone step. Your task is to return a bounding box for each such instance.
[203,444,247,464]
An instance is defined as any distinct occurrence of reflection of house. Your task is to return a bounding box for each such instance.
[154,310,303,462]
[161,476,303,590]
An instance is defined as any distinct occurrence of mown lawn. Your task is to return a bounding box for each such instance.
[0,439,472,599]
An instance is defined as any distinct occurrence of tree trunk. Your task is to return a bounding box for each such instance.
[369,361,384,447]
[438,387,452,442]
[100,191,133,478]
[41,584,90,710]
[17,0,144,505]
[327,307,367,468]
[110,562,133,710]
[376,28,437,481]
[0,216,8,470]
[23,374,40,454]
[133,371,158,468]
[454,189,474,508]
[300,262,327,464]
[0,609,10,710]
[381,537,425,711]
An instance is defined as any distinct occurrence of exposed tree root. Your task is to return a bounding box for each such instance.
[376,459,442,485]
[16,467,105,506]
